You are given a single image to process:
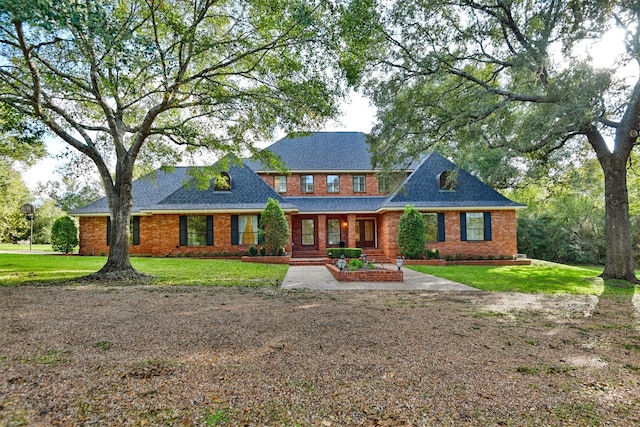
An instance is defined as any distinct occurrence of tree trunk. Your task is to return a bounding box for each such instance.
[95,177,139,278]
[599,156,638,282]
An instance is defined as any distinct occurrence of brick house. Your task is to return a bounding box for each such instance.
[72,132,525,260]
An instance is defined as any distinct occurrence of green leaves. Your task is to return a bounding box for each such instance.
[397,205,426,259]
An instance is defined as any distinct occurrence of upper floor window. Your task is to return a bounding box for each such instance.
[274,175,287,193]
[327,175,340,193]
[214,172,231,191]
[438,170,456,191]
[353,175,366,192]
[301,175,314,193]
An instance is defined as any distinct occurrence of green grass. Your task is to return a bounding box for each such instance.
[0,254,287,287]
[0,243,58,252]
[409,260,618,295]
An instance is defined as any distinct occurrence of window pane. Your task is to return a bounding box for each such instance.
[239,215,258,245]
[466,212,484,241]
[301,175,314,193]
[424,213,438,242]
[327,175,340,193]
[327,219,340,245]
[301,219,315,245]
[353,175,365,192]
[188,216,208,246]
[274,175,287,192]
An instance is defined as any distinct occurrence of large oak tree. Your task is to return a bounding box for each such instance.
[365,0,640,282]
[0,0,363,278]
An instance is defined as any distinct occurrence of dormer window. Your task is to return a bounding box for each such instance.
[214,172,231,191]
[438,170,456,191]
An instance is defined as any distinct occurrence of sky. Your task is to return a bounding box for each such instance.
[20,91,378,191]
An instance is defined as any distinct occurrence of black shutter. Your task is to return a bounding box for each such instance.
[484,212,492,241]
[231,215,239,245]
[460,212,467,241]
[206,215,214,246]
[106,217,111,246]
[179,216,187,246]
[437,213,445,242]
[132,216,140,245]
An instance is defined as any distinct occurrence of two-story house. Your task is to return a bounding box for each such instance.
[72,132,525,260]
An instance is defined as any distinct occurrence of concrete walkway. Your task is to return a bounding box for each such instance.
[281,265,479,291]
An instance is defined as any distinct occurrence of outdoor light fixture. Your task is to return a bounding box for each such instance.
[396,256,404,271]
[337,255,347,271]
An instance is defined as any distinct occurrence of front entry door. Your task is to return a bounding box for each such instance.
[355,220,375,248]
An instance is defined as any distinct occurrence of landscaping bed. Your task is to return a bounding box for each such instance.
[325,263,403,281]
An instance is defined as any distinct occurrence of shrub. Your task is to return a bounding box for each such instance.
[325,248,362,258]
[259,198,290,255]
[50,216,78,254]
[249,246,258,256]
[348,259,364,270]
[398,205,426,259]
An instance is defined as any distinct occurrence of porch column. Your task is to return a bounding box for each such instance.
[347,214,357,248]
[317,214,327,253]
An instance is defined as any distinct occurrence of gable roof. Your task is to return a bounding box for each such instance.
[381,151,526,210]
[244,132,379,172]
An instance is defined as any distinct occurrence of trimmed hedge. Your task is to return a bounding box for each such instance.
[326,248,362,258]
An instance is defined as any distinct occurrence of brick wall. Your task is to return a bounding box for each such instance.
[78,209,519,259]
[381,210,519,259]
[79,213,293,257]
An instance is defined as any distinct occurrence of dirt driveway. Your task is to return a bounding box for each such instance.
[1,285,639,426]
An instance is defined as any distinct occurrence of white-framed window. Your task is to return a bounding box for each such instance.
[238,215,259,245]
[465,212,485,241]
[423,213,438,242]
[301,175,314,193]
[327,218,341,245]
[301,219,315,245]
[187,216,208,246]
[327,175,340,193]
[353,175,366,192]
[274,175,287,193]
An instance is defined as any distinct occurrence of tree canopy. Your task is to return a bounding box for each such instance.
[0,0,367,277]
[364,0,640,282]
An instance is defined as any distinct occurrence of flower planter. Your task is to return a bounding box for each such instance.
[326,264,403,282]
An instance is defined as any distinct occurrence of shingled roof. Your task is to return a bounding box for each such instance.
[71,167,191,215]
[71,161,294,215]
[381,151,526,210]
[148,162,294,212]
[244,132,380,172]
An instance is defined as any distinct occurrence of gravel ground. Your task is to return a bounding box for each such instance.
[1,285,639,426]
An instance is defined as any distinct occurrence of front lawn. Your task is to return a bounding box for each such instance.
[410,260,613,295]
[0,254,287,287]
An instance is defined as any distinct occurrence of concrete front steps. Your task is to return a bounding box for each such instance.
[290,249,391,266]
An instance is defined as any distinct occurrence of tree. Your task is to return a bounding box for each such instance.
[259,198,290,256]
[0,161,31,243]
[397,205,426,259]
[32,199,65,244]
[513,159,606,264]
[51,215,78,253]
[365,0,640,282]
[0,0,362,278]
[36,176,103,213]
